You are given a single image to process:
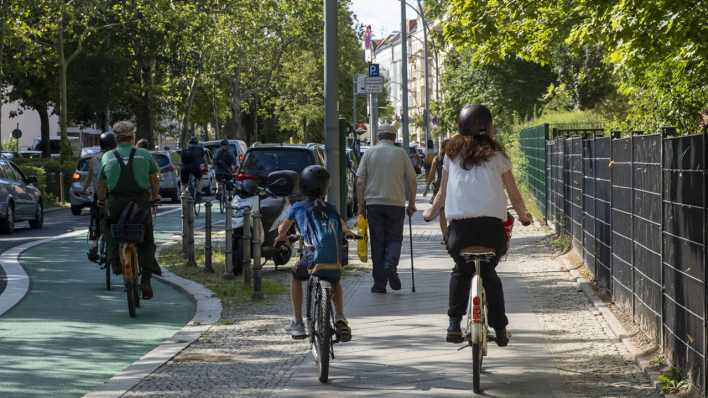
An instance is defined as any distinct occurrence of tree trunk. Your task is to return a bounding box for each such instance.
[179,77,198,147]
[251,96,258,144]
[136,57,155,147]
[227,67,244,140]
[37,105,51,158]
[58,24,70,160]
[212,87,220,139]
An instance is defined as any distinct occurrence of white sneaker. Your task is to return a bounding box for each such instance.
[286,319,306,339]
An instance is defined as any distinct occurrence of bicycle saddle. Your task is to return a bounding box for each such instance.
[460,246,496,256]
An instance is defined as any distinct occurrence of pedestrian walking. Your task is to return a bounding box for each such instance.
[356,124,417,294]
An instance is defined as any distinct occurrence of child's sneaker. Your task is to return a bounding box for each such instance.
[286,319,306,339]
[335,318,352,342]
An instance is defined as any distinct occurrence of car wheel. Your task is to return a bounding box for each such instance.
[29,202,43,229]
[71,205,82,216]
[0,203,15,234]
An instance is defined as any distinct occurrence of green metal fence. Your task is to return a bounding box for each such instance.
[518,124,549,218]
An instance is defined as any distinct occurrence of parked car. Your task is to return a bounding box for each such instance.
[237,144,324,191]
[202,139,248,166]
[152,150,181,203]
[69,155,95,215]
[0,158,43,233]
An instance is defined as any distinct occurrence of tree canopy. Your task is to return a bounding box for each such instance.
[0,0,368,154]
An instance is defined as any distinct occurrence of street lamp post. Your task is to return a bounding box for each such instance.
[400,0,410,150]
[417,0,431,156]
[398,0,431,154]
[324,0,341,212]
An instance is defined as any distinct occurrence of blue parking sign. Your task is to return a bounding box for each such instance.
[368,64,380,78]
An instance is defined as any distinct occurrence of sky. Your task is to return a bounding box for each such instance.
[350,0,405,39]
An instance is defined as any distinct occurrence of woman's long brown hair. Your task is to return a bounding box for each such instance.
[445,134,505,170]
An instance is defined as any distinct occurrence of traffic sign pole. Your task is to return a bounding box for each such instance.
[324,0,340,213]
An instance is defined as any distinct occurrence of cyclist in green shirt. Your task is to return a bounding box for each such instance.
[97,121,162,299]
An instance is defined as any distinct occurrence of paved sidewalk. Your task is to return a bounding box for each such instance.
[124,195,659,397]
[274,199,659,397]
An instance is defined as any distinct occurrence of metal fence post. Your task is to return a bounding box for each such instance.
[252,210,264,299]
[702,126,708,397]
[223,199,234,280]
[181,191,196,266]
[610,130,620,300]
[204,201,213,273]
[243,208,252,285]
[630,131,636,321]
[544,123,550,222]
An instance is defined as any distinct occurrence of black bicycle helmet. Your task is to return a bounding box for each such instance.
[189,136,198,145]
[99,132,117,151]
[220,139,229,146]
[458,104,493,137]
[300,165,329,199]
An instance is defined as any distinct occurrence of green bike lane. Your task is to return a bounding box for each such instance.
[0,203,225,398]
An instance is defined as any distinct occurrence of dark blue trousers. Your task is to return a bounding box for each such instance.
[366,205,406,289]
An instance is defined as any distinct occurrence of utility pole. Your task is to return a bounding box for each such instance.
[352,76,357,128]
[324,0,341,212]
[369,94,378,145]
[418,0,431,156]
[400,1,410,150]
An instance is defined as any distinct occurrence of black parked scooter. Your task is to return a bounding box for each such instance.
[230,171,298,274]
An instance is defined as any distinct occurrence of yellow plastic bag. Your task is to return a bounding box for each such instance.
[357,215,368,263]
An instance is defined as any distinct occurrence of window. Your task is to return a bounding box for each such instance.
[242,149,315,177]
[152,153,171,168]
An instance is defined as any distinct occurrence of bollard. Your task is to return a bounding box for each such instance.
[242,207,252,285]
[181,191,196,266]
[223,197,234,279]
[251,209,264,299]
[59,172,65,204]
[204,201,213,272]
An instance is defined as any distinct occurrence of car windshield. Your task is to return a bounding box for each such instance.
[242,148,314,177]
[77,158,91,172]
[152,153,171,168]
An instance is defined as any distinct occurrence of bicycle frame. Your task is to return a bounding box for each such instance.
[467,257,488,351]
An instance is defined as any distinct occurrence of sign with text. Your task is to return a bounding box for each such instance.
[357,75,384,95]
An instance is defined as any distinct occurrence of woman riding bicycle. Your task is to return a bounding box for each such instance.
[424,104,532,346]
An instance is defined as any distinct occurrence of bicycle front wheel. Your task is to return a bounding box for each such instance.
[472,342,482,393]
[316,287,332,383]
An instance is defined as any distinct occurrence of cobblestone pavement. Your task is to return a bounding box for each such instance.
[125,196,660,397]
[511,229,660,397]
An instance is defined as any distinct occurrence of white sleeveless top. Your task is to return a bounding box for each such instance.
[443,152,512,222]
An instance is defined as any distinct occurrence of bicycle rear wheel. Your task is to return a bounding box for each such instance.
[472,343,482,393]
[127,282,137,318]
[219,190,225,214]
[316,287,332,383]
[100,239,110,291]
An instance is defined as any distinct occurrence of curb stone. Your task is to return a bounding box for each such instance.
[555,252,667,397]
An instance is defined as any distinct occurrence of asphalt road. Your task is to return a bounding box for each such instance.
[0,204,181,295]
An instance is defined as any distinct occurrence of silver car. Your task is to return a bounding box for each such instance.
[0,158,43,233]
[152,150,181,202]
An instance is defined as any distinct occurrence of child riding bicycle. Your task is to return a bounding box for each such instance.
[424,104,532,346]
[275,165,356,340]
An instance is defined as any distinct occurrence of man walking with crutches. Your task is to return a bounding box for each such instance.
[357,124,417,293]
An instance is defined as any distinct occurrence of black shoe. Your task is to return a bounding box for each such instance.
[446,317,464,343]
[87,246,99,263]
[141,275,154,300]
[335,319,352,342]
[371,286,387,294]
[494,328,509,347]
[388,272,402,291]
